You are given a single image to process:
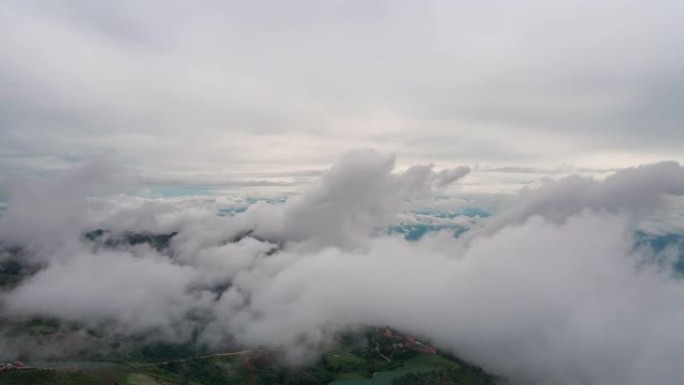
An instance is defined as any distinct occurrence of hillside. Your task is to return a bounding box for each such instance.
[0,327,495,385]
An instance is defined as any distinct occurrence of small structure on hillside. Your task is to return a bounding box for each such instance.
[0,361,28,372]
[381,327,437,355]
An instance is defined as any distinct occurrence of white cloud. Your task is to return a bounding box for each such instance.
[1,152,684,384]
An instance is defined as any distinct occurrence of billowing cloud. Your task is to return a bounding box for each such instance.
[0,159,131,254]
[1,151,684,385]
[250,149,470,248]
[477,161,684,236]
[4,249,208,341]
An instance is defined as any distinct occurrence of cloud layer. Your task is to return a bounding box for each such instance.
[1,0,684,182]
[1,151,684,385]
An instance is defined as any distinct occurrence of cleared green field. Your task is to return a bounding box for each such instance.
[335,372,368,380]
[402,354,461,371]
[127,373,165,385]
[327,353,363,364]
[328,354,462,385]
[330,369,432,385]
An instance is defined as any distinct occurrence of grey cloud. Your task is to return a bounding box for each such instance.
[433,166,471,188]
[250,150,470,248]
[0,159,132,254]
[4,248,209,341]
[218,213,684,385]
[1,0,684,180]
[478,161,684,237]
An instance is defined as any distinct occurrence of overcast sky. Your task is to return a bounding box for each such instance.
[1,0,683,187]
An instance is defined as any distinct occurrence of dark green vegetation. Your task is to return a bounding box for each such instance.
[0,367,125,385]
[0,250,39,290]
[83,230,178,252]
[0,327,496,385]
[1,233,498,385]
[393,368,492,385]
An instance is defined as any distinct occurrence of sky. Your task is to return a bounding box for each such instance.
[0,0,684,385]
[2,5,684,383]
[1,0,684,191]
